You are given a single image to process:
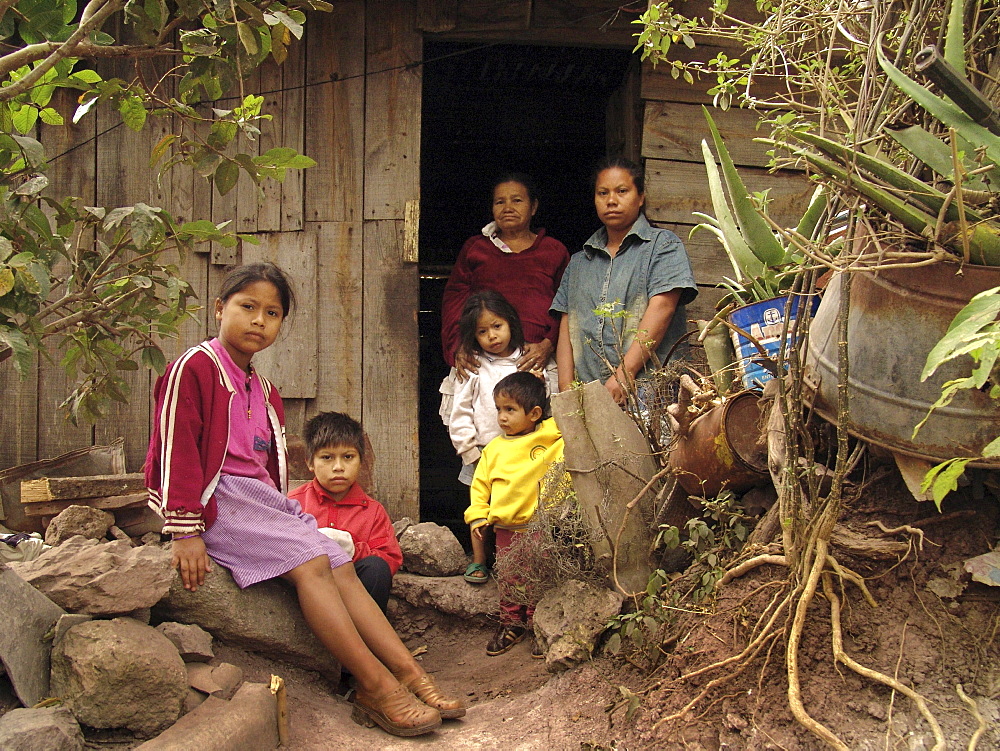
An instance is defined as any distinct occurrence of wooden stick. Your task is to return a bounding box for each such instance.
[269,674,288,746]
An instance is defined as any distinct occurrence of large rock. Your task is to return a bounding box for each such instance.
[0,562,66,706]
[398,522,467,576]
[156,622,214,662]
[44,505,114,545]
[0,707,85,751]
[152,566,339,678]
[391,572,497,619]
[51,617,187,738]
[136,682,278,751]
[10,537,173,615]
[533,579,623,672]
[552,382,660,593]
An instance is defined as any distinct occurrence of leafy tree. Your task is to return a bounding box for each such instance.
[0,0,326,423]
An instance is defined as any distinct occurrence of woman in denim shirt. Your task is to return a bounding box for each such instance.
[551,158,698,404]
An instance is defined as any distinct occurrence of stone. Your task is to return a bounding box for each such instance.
[10,536,173,615]
[0,562,65,707]
[113,506,165,538]
[0,707,85,750]
[156,622,214,662]
[552,383,660,593]
[210,663,244,700]
[184,687,208,713]
[108,525,134,544]
[51,617,187,738]
[140,532,163,546]
[392,516,413,538]
[187,663,223,695]
[533,579,624,672]
[391,572,497,619]
[43,506,114,546]
[398,522,467,576]
[152,565,339,678]
[136,682,279,751]
[52,614,93,647]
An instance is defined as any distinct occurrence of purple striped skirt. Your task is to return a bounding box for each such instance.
[201,474,352,588]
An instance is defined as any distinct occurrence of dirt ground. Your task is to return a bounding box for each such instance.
[8,465,1000,750]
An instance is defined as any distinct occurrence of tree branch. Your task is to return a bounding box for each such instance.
[0,0,128,100]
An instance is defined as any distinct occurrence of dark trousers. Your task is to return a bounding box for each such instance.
[354,555,392,614]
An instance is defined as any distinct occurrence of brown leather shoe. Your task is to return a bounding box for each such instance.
[351,683,441,737]
[401,673,467,719]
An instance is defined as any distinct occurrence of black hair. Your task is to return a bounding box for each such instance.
[217,262,295,317]
[592,156,645,195]
[303,411,365,460]
[458,289,525,356]
[493,371,550,421]
[491,172,539,205]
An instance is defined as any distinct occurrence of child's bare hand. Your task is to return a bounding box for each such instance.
[472,525,485,541]
[171,536,211,591]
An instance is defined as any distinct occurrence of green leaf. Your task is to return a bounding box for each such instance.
[699,139,763,281]
[920,457,972,509]
[943,0,966,75]
[141,345,167,373]
[119,96,147,132]
[0,325,33,376]
[214,160,239,196]
[877,43,1000,169]
[887,125,990,190]
[0,267,14,296]
[12,105,39,134]
[271,10,303,39]
[38,107,64,125]
[703,107,784,265]
[236,21,258,55]
[982,435,1000,458]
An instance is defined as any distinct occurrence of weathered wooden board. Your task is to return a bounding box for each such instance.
[364,0,421,221]
[236,68,263,235]
[643,101,775,168]
[416,0,458,32]
[686,284,728,325]
[35,89,97,462]
[306,221,363,418]
[21,473,145,503]
[23,492,148,517]
[95,44,157,471]
[280,36,306,232]
[645,159,813,228]
[242,232,318,399]
[606,57,642,163]
[362,220,419,522]
[304,2,365,223]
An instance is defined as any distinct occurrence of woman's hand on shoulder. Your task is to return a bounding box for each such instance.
[171,535,212,591]
[454,346,481,382]
[517,339,553,373]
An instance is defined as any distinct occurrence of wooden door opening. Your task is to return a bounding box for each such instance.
[417,41,636,536]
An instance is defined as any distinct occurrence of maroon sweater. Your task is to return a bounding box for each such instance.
[441,230,569,367]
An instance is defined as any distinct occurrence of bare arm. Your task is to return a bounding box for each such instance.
[604,291,682,403]
[556,314,575,392]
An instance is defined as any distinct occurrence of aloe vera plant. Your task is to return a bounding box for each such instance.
[694,107,827,306]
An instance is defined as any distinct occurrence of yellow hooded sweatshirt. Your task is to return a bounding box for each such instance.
[464,418,564,531]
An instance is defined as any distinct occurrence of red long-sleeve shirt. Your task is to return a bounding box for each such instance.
[288,479,402,575]
[440,230,569,366]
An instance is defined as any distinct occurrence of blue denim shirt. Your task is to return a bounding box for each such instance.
[550,214,697,384]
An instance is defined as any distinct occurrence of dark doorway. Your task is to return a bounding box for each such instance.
[418,41,636,535]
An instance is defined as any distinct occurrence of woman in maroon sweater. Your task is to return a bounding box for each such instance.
[440,173,569,378]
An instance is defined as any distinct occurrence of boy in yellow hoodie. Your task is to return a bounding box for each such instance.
[465,371,563,657]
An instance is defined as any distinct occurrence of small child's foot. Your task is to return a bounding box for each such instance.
[464,562,489,584]
[530,636,545,660]
[486,624,527,656]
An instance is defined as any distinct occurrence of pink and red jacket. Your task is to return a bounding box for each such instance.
[144,341,287,535]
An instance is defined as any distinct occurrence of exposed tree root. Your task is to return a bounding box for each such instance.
[956,683,986,751]
[823,573,945,750]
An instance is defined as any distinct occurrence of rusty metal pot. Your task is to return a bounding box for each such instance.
[668,391,770,497]
[804,265,1000,465]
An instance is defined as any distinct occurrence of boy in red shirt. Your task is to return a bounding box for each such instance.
[289,412,402,614]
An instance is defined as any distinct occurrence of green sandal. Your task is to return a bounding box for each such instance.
[464,562,490,584]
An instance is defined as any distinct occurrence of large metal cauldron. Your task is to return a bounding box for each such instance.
[804,264,1000,465]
